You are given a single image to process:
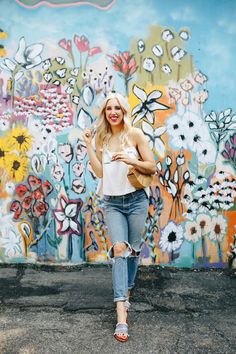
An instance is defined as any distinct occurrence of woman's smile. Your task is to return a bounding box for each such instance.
[110,114,119,122]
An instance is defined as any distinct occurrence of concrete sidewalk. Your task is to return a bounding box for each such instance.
[0,264,235,354]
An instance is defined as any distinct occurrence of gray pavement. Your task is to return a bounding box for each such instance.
[0,264,235,354]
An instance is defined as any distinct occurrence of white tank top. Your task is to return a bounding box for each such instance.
[102,146,138,196]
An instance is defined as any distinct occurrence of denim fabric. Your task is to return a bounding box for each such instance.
[104,189,149,302]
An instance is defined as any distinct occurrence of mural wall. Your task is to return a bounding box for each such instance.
[0,0,235,267]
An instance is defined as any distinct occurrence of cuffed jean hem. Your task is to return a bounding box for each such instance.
[113,297,128,303]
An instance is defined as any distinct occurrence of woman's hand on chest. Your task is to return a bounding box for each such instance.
[111,151,136,165]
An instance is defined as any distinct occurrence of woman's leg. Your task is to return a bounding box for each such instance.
[104,197,131,317]
[127,190,149,291]
[112,243,129,323]
[127,254,139,292]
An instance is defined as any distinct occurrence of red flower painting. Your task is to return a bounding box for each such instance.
[107,51,138,94]
[10,175,53,220]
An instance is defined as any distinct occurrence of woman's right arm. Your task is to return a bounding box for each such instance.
[82,128,103,178]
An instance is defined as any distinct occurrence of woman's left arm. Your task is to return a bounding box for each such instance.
[111,128,156,174]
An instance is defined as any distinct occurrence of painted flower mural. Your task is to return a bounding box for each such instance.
[0,2,235,269]
[159,221,184,263]
[10,175,53,220]
[54,196,82,236]
[108,51,137,95]
[222,133,236,172]
[131,85,169,125]
[0,36,44,109]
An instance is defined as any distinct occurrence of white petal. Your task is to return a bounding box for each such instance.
[224,116,231,124]
[48,138,57,152]
[133,85,147,102]
[61,218,70,232]
[14,37,26,64]
[152,44,163,57]
[5,58,17,71]
[19,223,31,238]
[179,31,189,40]
[132,110,147,125]
[147,90,162,100]
[0,61,9,71]
[65,203,77,218]
[142,120,153,135]
[154,138,165,157]
[174,169,179,183]
[205,115,214,122]
[146,110,154,124]
[70,220,79,233]
[131,103,143,116]
[154,126,166,137]
[82,86,94,106]
[165,169,170,181]
[148,140,154,150]
[209,111,217,121]
[77,108,93,130]
[223,108,231,117]
[65,86,73,94]
[228,122,236,129]
[147,101,168,112]
[40,154,47,171]
[55,211,66,221]
[25,43,44,60]
[168,180,177,196]
[31,155,41,174]
[231,114,236,122]
[15,71,24,81]
[25,55,42,69]
[209,122,218,129]
[61,198,67,210]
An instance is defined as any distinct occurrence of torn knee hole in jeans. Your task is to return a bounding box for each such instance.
[130,249,140,257]
[108,241,132,259]
[108,242,141,259]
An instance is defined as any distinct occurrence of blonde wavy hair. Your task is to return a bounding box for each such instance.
[95,92,132,148]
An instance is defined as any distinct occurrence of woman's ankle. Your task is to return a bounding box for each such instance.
[116,301,127,323]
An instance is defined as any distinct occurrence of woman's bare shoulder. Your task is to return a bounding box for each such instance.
[129,126,145,141]
[127,127,145,149]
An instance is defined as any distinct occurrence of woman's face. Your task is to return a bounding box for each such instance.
[104,98,124,127]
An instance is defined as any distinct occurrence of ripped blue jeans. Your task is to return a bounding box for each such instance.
[104,189,149,302]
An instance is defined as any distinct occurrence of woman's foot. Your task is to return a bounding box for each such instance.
[114,301,130,341]
[114,323,129,342]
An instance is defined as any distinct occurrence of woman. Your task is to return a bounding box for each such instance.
[83,92,156,342]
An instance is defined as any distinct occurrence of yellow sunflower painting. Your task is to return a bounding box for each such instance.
[5,153,29,182]
[7,126,32,153]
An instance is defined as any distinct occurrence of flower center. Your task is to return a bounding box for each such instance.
[15,134,27,145]
[199,220,206,229]
[0,149,5,158]
[214,224,221,234]
[168,231,177,242]
[190,227,197,235]
[13,160,20,170]
[193,135,201,142]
